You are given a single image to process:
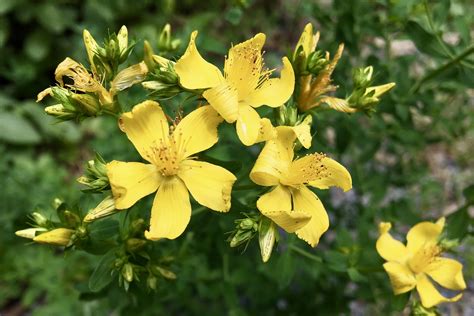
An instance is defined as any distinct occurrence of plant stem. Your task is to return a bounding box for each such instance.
[289,244,323,263]
[410,44,474,94]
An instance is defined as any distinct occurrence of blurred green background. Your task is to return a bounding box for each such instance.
[1,0,473,315]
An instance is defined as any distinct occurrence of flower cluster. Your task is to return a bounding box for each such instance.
[16,22,466,311]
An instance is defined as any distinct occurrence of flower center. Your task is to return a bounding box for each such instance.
[408,244,441,274]
[150,136,180,176]
[281,153,330,186]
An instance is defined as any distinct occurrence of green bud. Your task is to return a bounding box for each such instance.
[31,212,48,227]
[63,210,81,228]
[276,103,298,126]
[147,275,158,290]
[75,226,88,239]
[411,301,440,316]
[122,263,134,283]
[157,23,181,53]
[151,265,176,280]
[230,230,254,248]
[438,238,460,251]
[239,218,255,230]
[126,238,147,252]
[70,93,101,115]
[307,50,329,75]
[77,153,110,193]
[258,217,278,263]
[130,219,146,236]
[352,66,373,88]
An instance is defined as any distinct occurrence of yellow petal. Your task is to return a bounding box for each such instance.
[202,82,239,123]
[246,57,295,108]
[236,105,261,146]
[425,257,466,291]
[255,118,277,143]
[118,100,169,163]
[250,128,295,186]
[224,33,266,97]
[293,187,329,247]
[376,223,409,263]
[406,220,444,254]
[294,23,318,58]
[382,262,417,295]
[257,185,310,233]
[37,87,53,102]
[282,154,352,192]
[173,105,223,159]
[110,62,148,94]
[83,29,98,72]
[145,177,191,240]
[416,273,463,308]
[178,160,236,212]
[292,115,312,148]
[33,228,75,246]
[308,156,352,191]
[106,161,161,209]
[365,82,396,98]
[174,31,223,89]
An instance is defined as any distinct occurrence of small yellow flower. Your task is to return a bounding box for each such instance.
[174,31,295,146]
[376,218,466,308]
[107,100,236,240]
[250,126,352,247]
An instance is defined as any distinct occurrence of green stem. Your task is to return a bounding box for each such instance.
[289,244,323,263]
[410,44,474,94]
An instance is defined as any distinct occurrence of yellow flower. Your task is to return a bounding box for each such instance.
[107,100,236,240]
[250,127,352,247]
[174,31,295,146]
[376,218,466,308]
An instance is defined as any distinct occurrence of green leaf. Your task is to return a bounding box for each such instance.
[0,112,41,145]
[391,291,411,312]
[462,184,474,205]
[88,249,116,292]
[347,267,368,283]
[405,20,449,58]
[446,206,470,240]
[88,219,119,241]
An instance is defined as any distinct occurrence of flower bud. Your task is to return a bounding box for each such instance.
[70,93,101,116]
[15,227,47,239]
[77,154,110,193]
[130,219,146,236]
[122,263,134,283]
[157,23,181,53]
[125,238,147,252]
[33,228,75,246]
[147,275,158,290]
[31,212,48,227]
[151,265,176,280]
[63,210,81,228]
[258,217,278,263]
[84,195,117,222]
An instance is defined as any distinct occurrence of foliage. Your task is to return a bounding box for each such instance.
[1,0,473,315]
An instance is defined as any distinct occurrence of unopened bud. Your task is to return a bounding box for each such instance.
[31,212,48,227]
[258,217,278,263]
[147,275,158,290]
[126,238,147,252]
[122,263,134,283]
[63,210,81,227]
[70,93,101,115]
[33,228,75,246]
[15,227,47,239]
[130,219,146,236]
[151,266,176,280]
[84,196,117,222]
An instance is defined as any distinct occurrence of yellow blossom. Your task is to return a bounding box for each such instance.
[106,100,236,240]
[174,31,295,146]
[376,218,466,308]
[249,126,352,246]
